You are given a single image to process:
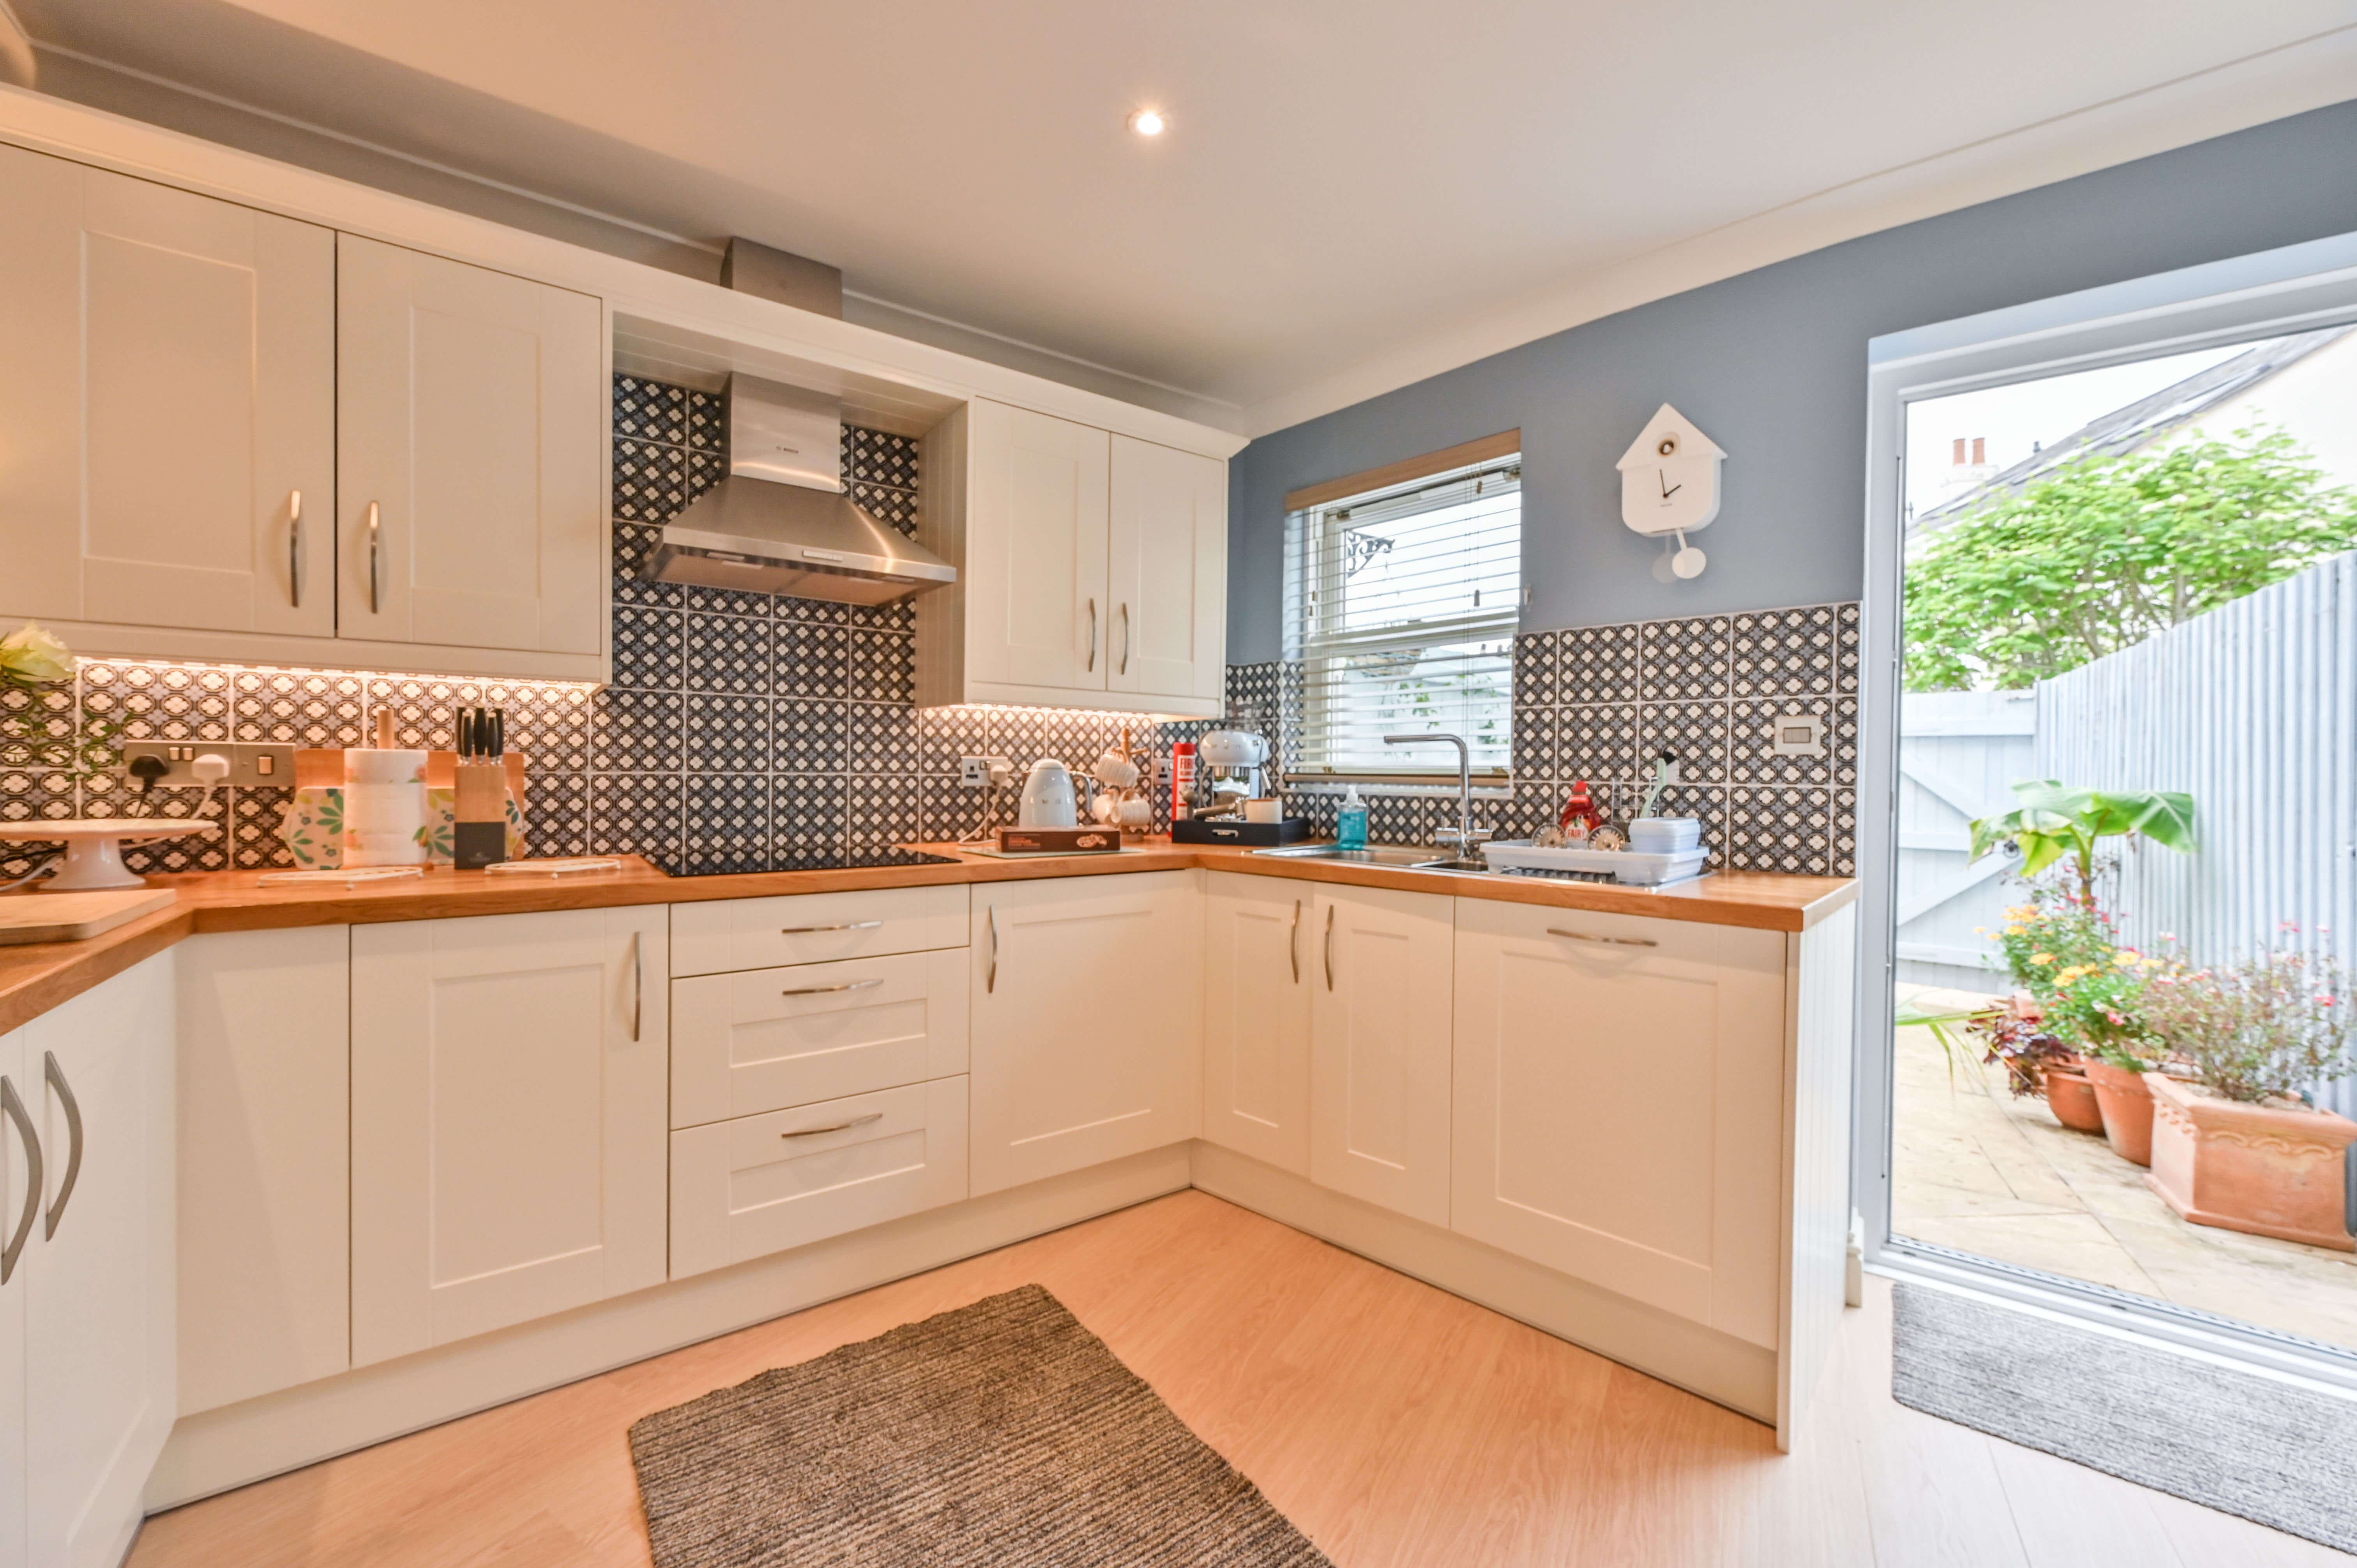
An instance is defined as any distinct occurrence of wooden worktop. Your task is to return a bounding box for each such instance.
[0,841,1854,1034]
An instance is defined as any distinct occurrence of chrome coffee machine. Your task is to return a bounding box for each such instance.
[1189,729,1273,818]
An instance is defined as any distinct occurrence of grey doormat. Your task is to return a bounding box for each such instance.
[1893,1282,2357,1554]
[629,1284,1334,1568]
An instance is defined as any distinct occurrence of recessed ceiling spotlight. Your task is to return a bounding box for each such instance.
[1127,109,1168,138]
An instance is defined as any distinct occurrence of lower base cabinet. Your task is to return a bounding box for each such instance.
[1451,897,1788,1348]
[1308,885,1454,1226]
[0,953,176,1568]
[969,871,1202,1196]
[352,907,669,1365]
[670,1077,968,1278]
[1201,874,1314,1176]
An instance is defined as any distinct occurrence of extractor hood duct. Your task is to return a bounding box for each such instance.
[643,373,955,605]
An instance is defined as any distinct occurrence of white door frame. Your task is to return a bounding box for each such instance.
[1856,228,2357,1385]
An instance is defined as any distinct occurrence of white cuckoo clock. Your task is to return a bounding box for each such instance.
[1618,404,1724,579]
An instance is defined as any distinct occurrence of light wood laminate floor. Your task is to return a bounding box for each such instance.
[129,1190,2343,1567]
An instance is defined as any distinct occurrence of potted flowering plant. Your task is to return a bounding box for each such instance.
[0,623,111,785]
[2138,947,2355,1251]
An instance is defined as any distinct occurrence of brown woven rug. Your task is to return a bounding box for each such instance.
[628,1284,1333,1568]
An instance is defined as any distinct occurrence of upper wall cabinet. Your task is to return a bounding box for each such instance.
[336,236,605,660]
[0,145,336,639]
[917,400,1227,717]
[0,144,610,682]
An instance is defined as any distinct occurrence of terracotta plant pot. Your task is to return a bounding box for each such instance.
[2081,1058,2156,1166]
[2143,1073,2357,1252]
[2042,1067,2106,1134]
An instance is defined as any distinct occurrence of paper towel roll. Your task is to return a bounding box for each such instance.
[345,750,428,865]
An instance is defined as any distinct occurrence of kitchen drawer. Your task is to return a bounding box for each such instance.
[670,947,970,1128]
[670,884,968,977]
[669,1077,969,1279]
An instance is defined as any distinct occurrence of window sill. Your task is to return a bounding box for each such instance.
[1288,778,1515,800]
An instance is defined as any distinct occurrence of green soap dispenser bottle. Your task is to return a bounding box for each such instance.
[1337,784,1369,849]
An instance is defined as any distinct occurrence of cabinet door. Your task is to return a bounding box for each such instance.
[1451,899,1786,1347]
[352,907,666,1365]
[24,954,176,1568]
[337,234,605,656]
[969,872,1200,1195]
[1309,886,1454,1225]
[1201,873,1311,1175]
[0,1024,26,1568]
[965,399,1110,693]
[0,145,334,636]
[176,928,351,1414]
[1107,435,1226,705]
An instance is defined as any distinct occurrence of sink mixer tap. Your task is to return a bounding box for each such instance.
[1382,732,1489,858]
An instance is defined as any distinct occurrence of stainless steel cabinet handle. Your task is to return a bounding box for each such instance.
[781,978,885,997]
[1289,899,1301,984]
[288,489,304,609]
[1119,603,1131,674]
[0,1075,39,1285]
[1323,904,1335,991]
[1085,598,1097,672]
[365,500,383,614]
[1546,927,1659,948]
[41,1051,80,1240]
[781,1111,883,1140]
[986,906,1000,993]
[779,920,884,935]
[627,930,644,1042]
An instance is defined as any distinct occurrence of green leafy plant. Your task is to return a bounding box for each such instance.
[1905,424,2357,691]
[0,623,116,790]
[1980,886,2165,1066]
[2140,947,2351,1105]
[1970,779,2195,908]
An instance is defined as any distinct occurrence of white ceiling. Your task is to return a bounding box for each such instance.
[16,0,2357,434]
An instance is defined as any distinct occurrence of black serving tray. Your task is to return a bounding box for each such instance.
[1171,816,1311,847]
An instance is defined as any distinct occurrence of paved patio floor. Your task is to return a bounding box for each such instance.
[1891,984,2357,1356]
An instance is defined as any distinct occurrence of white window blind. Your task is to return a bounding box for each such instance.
[1284,454,1521,778]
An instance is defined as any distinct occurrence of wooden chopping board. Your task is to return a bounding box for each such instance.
[0,888,178,945]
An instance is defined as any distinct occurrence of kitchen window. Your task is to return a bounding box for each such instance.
[1282,432,1521,780]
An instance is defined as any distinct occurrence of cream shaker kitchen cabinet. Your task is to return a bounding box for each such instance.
[1200,872,1313,1176]
[6,954,177,1568]
[175,927,352,1414]
[0,144,335,640]
[1307,885,1455,1226]
[0,1019,27,1568]
[1106,434,1227,707]
[1450,898,1787,1349]
[968,872,1202,1195]
[337,234,606,659]
[915,402,1228,719]
[352,907,667,1365]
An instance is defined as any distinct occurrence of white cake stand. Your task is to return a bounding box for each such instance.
[0,819,219,890]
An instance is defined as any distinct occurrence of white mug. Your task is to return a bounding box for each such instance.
[1244,798,1282,824]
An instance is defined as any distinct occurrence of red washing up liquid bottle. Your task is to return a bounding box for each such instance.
[1559,780,1604,842]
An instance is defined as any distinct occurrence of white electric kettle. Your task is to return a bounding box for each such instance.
[1017,758,1079,827]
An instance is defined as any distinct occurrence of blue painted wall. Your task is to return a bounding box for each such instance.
[1227,97,2357,662]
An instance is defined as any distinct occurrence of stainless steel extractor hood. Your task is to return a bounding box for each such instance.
[643,374,955,605]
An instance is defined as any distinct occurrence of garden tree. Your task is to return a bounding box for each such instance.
[1905,425,2357,690]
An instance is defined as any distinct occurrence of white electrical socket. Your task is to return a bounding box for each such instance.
[958,756,1016,787]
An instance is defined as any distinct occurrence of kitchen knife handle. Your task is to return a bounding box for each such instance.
[626,929,644,1042]
[1119,603,1131,675]
[42,1051,81,1240]
[1290,899,1301,984]
[1085,598,1097,673]
[1545,927,1659,948]
[780,1112,883,1140]
[366,501,383,615]
[288,489,304,609]
[1323,903,1335,991]
[0,1075,40,1285]
[986,906,1000,994]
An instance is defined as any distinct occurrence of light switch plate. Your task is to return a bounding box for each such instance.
[120,741,299,788]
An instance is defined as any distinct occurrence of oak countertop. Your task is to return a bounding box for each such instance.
[0,842,1855,1034]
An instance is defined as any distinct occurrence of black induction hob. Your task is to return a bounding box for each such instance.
[652,847,965,878]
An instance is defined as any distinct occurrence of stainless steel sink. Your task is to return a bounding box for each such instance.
[1249,844,1450,869]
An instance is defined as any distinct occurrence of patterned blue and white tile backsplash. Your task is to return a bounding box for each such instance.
[0,371,1859,879]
